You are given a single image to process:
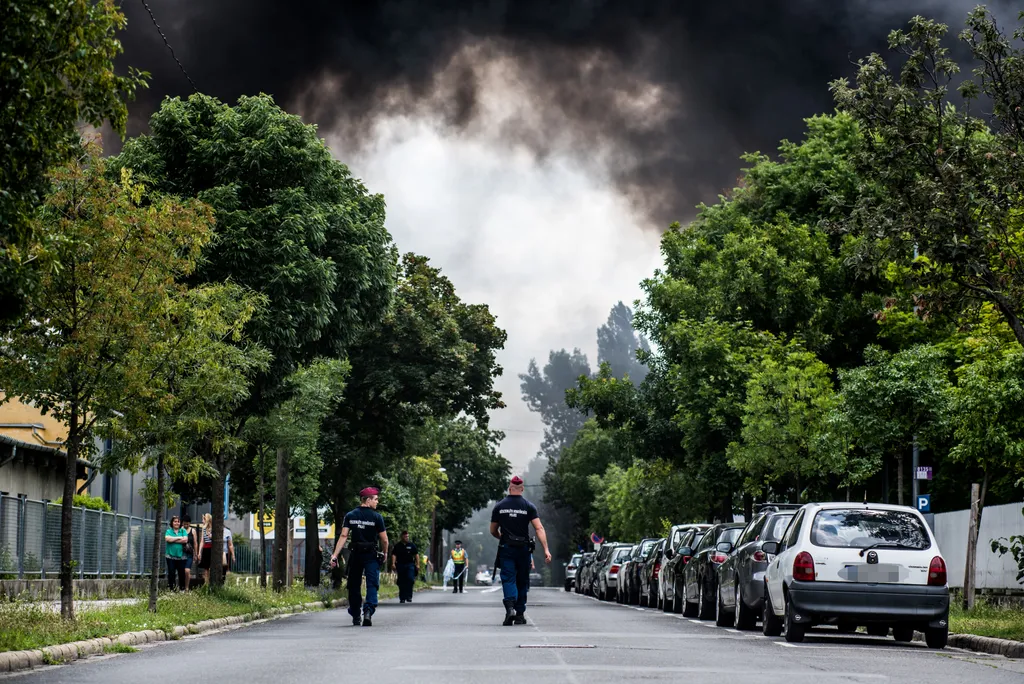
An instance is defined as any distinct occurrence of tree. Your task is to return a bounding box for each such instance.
[589,459,697,541]
[835,345,951,505]
[832,10,1024,347]
[112,93,396,585]
[520,348,592,461]
[103,283,268,610]
[0,149,212,618]
[0,0,146,320]
[597,302,650,383]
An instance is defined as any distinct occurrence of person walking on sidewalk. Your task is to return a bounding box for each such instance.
[490,476,551,626]
[331,487,388,626]
[164,516,188,591]
[391,531,418,603]
[450,540,468,594]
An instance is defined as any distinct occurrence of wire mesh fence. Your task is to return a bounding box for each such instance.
[0,493,160,579]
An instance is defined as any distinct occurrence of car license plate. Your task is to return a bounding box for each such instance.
[839,564,905,583]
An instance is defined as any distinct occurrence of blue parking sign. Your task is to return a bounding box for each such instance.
[917,494,931,513]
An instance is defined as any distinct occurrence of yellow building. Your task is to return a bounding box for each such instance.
[0,395,88,500]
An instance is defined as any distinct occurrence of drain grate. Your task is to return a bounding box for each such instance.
[518,644,596,649]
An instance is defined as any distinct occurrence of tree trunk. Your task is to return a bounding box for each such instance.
[209,453,226,588]
[272,447,290,592]
[896,453,905,506]
[742,493,753,523]
[304,505,320,588]
[149,451,165,612]
[258,449,267,589]
[964,482,981,610]
[330,492,344,589]
[60,408,79,620]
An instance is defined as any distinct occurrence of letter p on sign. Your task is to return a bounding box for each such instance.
[917,495,931,513]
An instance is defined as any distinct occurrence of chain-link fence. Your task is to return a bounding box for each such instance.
[0,493,159,579]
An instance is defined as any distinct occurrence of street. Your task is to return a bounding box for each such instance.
[5,586,1023,684]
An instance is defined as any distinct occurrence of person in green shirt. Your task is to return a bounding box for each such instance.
[165,516,189,591]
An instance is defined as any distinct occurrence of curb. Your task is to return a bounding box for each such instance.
[0,597,348,674]
[949,633,1024,658]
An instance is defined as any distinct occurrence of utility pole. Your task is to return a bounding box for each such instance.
[912,435,919,506]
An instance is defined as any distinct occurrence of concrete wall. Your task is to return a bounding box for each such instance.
[932,500,1024,590]
[0,459,64,500]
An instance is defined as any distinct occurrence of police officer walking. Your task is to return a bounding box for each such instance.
[490,475,551,626]
[391,530,418,604]
[450,540,469,593]
[330,487,388,626]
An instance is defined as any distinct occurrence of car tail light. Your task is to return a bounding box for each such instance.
[711,553,728,564]
[568,565,576,570]
[793,551,815,581]
[752,550,767,562]
[928,556,946,586]
[610,564,620,575]
[682,555,691,565]
[653,562,661,580]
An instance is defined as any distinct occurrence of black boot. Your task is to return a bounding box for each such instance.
[502,601,516,626]
[352,614,362,626]
[514,612,527,625]
[363,611,373,627]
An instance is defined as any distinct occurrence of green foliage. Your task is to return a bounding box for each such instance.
[0,0,146,318]
[53,494,111,512]
[589,460,697,541]
[521,348,592,461]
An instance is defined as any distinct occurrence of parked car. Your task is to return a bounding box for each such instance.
[681,522,745,619]
[637,538,667,607]
[716,505,797,627]
[658,524,711,611]
[586,542,627,596]
[661,526,709,613]
[597,544,635,601]
[762,502,949,648]
[619,538,659,604]
[529,570,544,587]
[564,553,582,591]
[574,552,596,594]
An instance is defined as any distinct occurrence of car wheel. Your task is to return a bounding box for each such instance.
[682,588,698,617]
[697,579,714,620]
[564,581,571,592]
[734,584,756,630]
[662,588,672,613]
[715,586,732,626]
[783,594,806,643]
[925,625,948,650]
[892,626,914,643]
[866,625,888,637]
[762,584,783,637]
[672,589,683,614]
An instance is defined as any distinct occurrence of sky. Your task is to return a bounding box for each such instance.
[114,0,1021,469]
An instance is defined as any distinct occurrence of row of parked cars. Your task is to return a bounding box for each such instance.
[564,501,950,648]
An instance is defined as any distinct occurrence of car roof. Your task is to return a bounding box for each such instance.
[800,502,924,514]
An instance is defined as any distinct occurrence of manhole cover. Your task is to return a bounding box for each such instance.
[518,644,596,649]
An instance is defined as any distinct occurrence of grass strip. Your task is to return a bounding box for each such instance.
[0,582,405,653]
[950,599,1024,642]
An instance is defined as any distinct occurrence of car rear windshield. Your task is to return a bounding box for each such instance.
[640,539,657,555]
[570,555,581,563]
[763,514,794,542]
[717,528,742,545]
[811,509,930,550]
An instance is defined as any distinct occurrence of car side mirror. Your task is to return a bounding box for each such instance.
[665,548,675,560]
[678,546,692,559]
[716,542,733,554]
[562,561,568,567]
[761,541,779,555]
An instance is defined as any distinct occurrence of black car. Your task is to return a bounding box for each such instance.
[619,537,659,605]
[637,538,667,608]
[661,526,709,613]
[716,507,797,628]
[586,542,627,596]
[681,522,745,619]
[574,552,595,594]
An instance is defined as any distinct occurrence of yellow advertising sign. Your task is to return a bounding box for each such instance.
[252,512,275,537]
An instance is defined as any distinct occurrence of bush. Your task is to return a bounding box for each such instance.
[54,494,111,512]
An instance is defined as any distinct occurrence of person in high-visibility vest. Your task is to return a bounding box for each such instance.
[450,540,468,594]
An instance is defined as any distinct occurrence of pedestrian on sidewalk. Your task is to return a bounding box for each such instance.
[222,525,234,582]
[450,540,468,594]
[182,514,197,591]
[165,516,189,591]
[198,513,213,584]
[330,487,388,627]
[391,531,418,603]
[490,475,552,626]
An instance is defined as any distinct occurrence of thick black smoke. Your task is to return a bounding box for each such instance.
[116,0,1019,226]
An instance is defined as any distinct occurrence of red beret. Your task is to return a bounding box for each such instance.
[510,476,524,486]
[359,487,379,497]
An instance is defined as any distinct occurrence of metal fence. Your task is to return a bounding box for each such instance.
[0,493,158,579]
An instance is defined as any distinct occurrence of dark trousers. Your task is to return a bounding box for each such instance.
[166,557,186,590]
[498,545,531,613]
[452,563,466,592]
[347,551,380,617]
[396,562,416,601]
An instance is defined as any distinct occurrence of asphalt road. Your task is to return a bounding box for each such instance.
[5,585,1024,684]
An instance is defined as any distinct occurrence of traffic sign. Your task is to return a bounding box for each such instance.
[590,532,604,545]
[916,494,931,513]
[915,466,933,481]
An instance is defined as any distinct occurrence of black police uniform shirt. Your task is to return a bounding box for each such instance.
[393,541,418,565]
[343,506,386,547]
[491,495,538,540]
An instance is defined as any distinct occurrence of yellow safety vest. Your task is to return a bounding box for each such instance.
[451,548,466,563]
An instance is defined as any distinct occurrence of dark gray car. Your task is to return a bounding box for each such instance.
[716,508,796,628]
